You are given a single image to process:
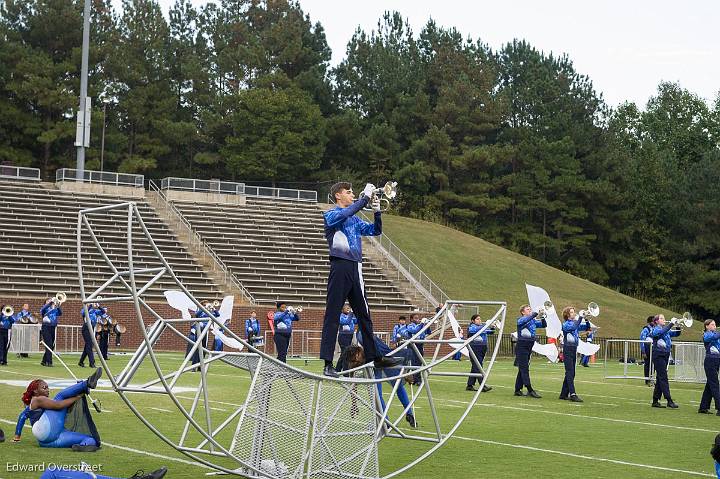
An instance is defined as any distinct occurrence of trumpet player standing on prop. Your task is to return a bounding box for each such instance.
[320,182,403,378]
[40,298,62,367]
[514,304,546,398]
[273,301,299,363]
[650,314,680,409]
[0,305,16,365]
[559,306,588,402]
[699,319,720,415]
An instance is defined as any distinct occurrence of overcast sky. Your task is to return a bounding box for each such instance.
[118,0,720,109]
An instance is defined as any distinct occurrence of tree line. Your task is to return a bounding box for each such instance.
[2,0,720,317]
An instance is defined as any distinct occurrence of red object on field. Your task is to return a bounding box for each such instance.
[266,311,275,334]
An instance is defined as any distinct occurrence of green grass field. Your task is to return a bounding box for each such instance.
[0,352,717,479]
[377,214,677,338]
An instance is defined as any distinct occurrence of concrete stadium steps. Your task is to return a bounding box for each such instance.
[170,198,416,310]
[0,179,221,300]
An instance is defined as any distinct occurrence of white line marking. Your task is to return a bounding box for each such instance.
[150,407,172,413]
[415,429,714,477]
[0,417,212,470]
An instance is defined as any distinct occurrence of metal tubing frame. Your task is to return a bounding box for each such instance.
[76,201,508,478]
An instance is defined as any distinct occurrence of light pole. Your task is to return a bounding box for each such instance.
[100,101,107,173]
[75,0,91,181]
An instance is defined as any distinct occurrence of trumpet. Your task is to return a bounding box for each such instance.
[362,181,398,212]
[537,300,554,319]
[579,302,600,319]
[2,305,13,317]
[213,300,221,309]
[52,292,67,305]
[671,312,693,328]
[286,306,303,314]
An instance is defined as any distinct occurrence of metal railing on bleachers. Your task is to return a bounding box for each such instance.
[56,168,144,187]
[0,165,41,181]
[160,176,317,202]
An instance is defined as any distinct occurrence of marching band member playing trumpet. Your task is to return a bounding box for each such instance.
[274,301,299,363]
[650,314,680,409]
[699,319,720,415]
[514,304,546,398]
[559,307,588,402]
[466,314,493,392]
[320,182,403,378]
[40,298,62,367]
[640,316,655,385]
[79,305,99,368]
[0,305,15,365]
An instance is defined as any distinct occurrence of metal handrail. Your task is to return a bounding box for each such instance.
[0,165,41,181]
[161,176,317,202]
[361,213,448,311]
[148,180,255,304]
[56,168,144,187]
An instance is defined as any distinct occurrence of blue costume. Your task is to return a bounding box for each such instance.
[97,307,111,360]
[650,322,680,405]
[560,316,589,399]
[187,310,210,369]
[245,317,261,340]
[79,307,99,368]
[515,312,546,394]
[338,312,357,349]
[320,195,381,364]
[392,322,409,346]
[466,322,494,389]
[273,309,299,363]
[356,335,414,423]
[15,380,99,448]
[700,330,720,412]
[406,320,431,385]
[40,302,62,366]
[639,323,653,379]
[0,307,15,365]
[579,324,594,367]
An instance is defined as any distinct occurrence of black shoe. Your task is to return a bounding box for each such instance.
[570,394,583,403]
[0,428,5,443]
[129,467,168,479]
[481,385,492,392]
[716,410,720,417]
[528,390,542,399]
[86,367,102,389]
[71,444,99,452]
[78,362,85,368]
[40,362,47,367]
[652,401,666,408]
[513,390,525,397]
[405,414,417,428]
[698,409,712,414]
[323,365,339,378]
[466,385,477,391]
[581,364,589,367]
[374,356,404,368]
[559,395,568,400]
[667,401,678,409]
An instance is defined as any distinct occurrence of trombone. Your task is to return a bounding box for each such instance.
[362,181,398,212]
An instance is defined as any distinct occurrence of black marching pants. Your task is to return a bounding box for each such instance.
[79,323,95,367]
[515,340,534,392]
[320,258,377,362]
[643,349,652,379]
[700,356,720,411]
[0,328,9,364]
[99,331,109,360]
[41,324,55,365]
[467,343,487,387]
[560,346,577,397]
[652,352,672,402]
[274,331,291,363]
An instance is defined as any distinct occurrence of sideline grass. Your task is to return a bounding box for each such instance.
[0,352,716,479]
[376,214,677,338]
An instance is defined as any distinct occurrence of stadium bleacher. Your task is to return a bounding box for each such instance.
[0,179,222,301]
[170,196,415,310]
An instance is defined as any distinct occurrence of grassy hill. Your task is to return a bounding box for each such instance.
[377,214,678,338]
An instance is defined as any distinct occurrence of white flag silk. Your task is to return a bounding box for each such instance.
[525,284,561,338]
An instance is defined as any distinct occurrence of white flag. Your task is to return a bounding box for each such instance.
[525,283,562,339]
